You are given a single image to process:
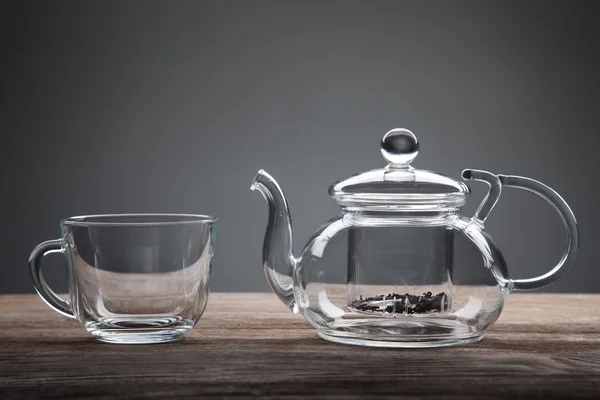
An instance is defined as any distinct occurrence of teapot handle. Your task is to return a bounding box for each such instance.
[462,169,579,291]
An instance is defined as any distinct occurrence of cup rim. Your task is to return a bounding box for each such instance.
[60,213,217,227]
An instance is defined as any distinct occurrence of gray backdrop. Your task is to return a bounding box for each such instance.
[1,0,598,294]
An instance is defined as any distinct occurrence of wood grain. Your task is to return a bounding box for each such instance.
[1,293,599,399]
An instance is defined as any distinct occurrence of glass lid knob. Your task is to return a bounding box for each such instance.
[380,128,419,167]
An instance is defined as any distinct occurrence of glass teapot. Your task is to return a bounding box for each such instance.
[251,128,579,348]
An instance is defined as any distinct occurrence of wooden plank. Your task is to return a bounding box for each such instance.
[1,293,599,399]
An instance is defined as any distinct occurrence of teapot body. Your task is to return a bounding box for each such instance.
[293,210,510,347]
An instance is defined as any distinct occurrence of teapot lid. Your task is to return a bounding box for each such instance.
[329,128,470,209]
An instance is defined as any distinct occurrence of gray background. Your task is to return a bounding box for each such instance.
[1,0,598,294]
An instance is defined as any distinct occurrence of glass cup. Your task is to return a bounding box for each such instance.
[29,214,217,344]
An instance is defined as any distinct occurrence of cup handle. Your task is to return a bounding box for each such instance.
[462,169,580,291]
[29,239,75,318]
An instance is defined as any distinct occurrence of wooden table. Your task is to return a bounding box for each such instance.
[1,293,599,399]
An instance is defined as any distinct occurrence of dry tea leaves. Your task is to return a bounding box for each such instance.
[350,292,448,315]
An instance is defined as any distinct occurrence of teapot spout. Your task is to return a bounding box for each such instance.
[251,169,297,312]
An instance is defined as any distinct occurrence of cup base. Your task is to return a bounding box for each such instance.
[91,329,188,344]
[85,316,194,344]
